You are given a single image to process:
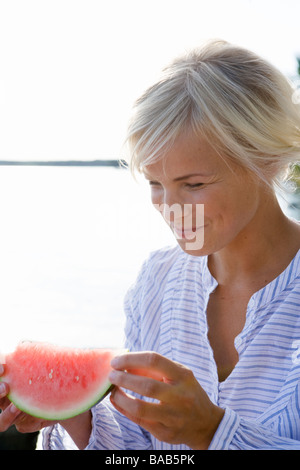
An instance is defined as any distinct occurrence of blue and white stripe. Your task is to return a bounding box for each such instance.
[43,244,300,450]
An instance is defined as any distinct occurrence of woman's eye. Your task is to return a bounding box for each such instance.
[186,183,203,189]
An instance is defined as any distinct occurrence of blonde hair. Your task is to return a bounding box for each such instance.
[125,39,300,189]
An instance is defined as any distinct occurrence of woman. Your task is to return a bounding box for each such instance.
[1,39,300,450]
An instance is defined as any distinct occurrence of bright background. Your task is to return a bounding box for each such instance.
[0,0,299,161]
[0,1,299,354]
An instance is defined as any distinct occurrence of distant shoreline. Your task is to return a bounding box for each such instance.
[0,159,127,168]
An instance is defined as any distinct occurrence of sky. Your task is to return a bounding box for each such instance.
[0,0,299,161]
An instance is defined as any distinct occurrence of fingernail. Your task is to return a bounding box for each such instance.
[0,383,6,395]
[109,370,117,382]
[10,404,19,414]
[111,357,119,367]
[0,364,4,375]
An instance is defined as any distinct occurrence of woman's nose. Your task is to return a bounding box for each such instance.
[157,191,184,224]
[152,188,176,207]
[163,188,180,208]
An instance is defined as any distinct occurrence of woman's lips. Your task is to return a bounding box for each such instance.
[171,224,205,239]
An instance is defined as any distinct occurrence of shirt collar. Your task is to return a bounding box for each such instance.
[200,255,218,294]
[198,248,300,310]
[250,247,300,311]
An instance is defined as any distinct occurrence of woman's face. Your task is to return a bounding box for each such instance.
[143,131,264,256]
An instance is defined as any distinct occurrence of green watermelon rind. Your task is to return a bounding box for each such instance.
[5,378,115,421]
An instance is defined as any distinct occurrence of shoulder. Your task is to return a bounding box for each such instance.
[126,244,208,309]
[129,244,183,295]
[139,244,203,283]
[124,245,187,305]
[146,244,184,272]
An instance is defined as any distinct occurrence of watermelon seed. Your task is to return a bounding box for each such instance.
[49,369,53,379]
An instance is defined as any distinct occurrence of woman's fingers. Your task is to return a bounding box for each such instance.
[0,403,22,432]
[110,387,164,424]
[109,369,169,400]
[109,351,225,448]
[0,381,11,415]
[0,381,8,399]
[111,351,188,382]
[0,369,22,433]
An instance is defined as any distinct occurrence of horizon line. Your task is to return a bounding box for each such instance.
[0,159,127,168]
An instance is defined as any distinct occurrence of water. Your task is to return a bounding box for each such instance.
[0,166,299,355]
[0,166,175,354]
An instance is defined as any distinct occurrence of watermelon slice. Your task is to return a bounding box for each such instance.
[0,341,123,420]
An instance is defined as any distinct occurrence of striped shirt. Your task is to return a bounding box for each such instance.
[43,244,300,450]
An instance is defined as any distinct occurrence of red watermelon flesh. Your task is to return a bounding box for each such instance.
[0,341,122,420]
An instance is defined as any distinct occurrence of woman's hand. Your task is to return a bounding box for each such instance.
[0,363,57,434]
[0,373,22,432]
[0,364,23,432]
[109,351,224,449]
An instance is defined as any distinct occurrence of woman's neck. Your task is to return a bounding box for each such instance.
[208,196,300,288]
